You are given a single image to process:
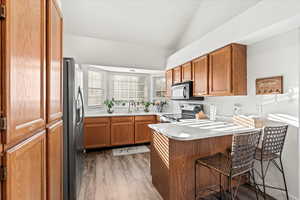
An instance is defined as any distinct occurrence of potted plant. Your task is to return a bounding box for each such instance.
[104,99,115,114]
[142,101,153,112]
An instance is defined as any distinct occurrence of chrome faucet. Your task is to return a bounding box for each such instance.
[128,100,135,113]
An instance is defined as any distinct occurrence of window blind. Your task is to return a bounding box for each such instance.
[111,74,148,101]
[87,70,105,107]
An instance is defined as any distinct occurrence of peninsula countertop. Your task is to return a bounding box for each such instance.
[148,119,284,141]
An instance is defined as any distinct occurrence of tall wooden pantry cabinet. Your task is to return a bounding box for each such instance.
[46,0,63,200]
[0,0,63,199]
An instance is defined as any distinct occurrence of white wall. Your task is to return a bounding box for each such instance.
[64,34,170,70]
[167,0,300,69]
[176,0,261,49]
[170,29,299,199]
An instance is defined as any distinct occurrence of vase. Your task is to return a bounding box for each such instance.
[144,107,150,112]
[107,107,114,114]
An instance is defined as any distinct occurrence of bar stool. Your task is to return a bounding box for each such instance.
[253,125,289,200]
[195,130,261,200]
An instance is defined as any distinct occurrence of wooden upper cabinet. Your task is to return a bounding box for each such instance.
[84,117,111,149]
[181,62,192,82]
[5,131,46,200]
[209,46,232,95]
[192,56,209,96]
[3,0,46,147]
[172,66,182,84]
[165,70,173,98]
[47,121,63,200]
[111,117,134,146]
[47,0,63,124]
[209,44,247,96]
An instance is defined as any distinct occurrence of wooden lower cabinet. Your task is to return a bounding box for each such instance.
[84,116,156,148]
[111,117,134,146]
[135,116,156,144]
[47,121,63,200]
[4,130,46,200]
[84,117,110,149]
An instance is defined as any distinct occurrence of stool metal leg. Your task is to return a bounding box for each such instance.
[260,161,266,200]
[195,162,197,200]
[250,170,259,200]
[227,176,233,200]
[279,158,289,200]
[219,173,223,200]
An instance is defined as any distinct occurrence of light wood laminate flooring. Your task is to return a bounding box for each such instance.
[78,150,274,200]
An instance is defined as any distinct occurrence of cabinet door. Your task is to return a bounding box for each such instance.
[4,131,46,200]
[111,122,134,146]
[84,118,110,149]
[165,70,173,98]
[192,56,209,96]
[135,120,156,144]
[172,66,182,84]
[209,46,232,96]
[181,62,192,82]
[47,0,63,123]
[3,0,46,147]
[47,121,63,200]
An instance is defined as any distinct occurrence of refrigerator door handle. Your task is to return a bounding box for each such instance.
[78,87,85,125]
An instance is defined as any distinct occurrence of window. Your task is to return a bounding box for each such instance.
[87,70,105,107]
[111,74,148,101]
[153,76,166,99]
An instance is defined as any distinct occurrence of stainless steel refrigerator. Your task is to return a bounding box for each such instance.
[63,57,85,200]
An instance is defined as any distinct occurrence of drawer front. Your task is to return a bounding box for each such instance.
[111,116,134,123]
[84,117,110,124]
[135,115,156,122]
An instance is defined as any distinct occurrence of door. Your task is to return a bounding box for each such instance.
[172,66,182,84]
[47,0,63,124]
[165,70,172,98]
[47,120,63,200]
[111,117,134,146]
[192,55,209,96]
[135,121,155,144]
[181,62,192,82]
[209,46,232,96]
[4,130,46,200]
[3,0,46,147]
[84,117,110,149]
[0,0,3,153]
[135,115,156,144]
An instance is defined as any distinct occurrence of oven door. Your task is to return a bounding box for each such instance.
[171,83,189,100]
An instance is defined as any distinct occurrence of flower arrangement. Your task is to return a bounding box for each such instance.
[142,101,153,112]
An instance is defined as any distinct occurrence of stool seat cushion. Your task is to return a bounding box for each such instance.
[196,153,252,177]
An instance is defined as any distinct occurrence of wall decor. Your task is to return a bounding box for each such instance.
[256,76,283,95]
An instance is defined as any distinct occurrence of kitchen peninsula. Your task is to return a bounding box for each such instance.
[149,120,258,200]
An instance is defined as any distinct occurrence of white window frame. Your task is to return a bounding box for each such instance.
[83,66,107,111]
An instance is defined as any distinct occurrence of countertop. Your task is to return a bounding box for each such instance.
[85,111,171,117]
[148,119,285,141]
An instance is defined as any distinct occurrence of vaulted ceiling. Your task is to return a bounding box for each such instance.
[62,0,261,51]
